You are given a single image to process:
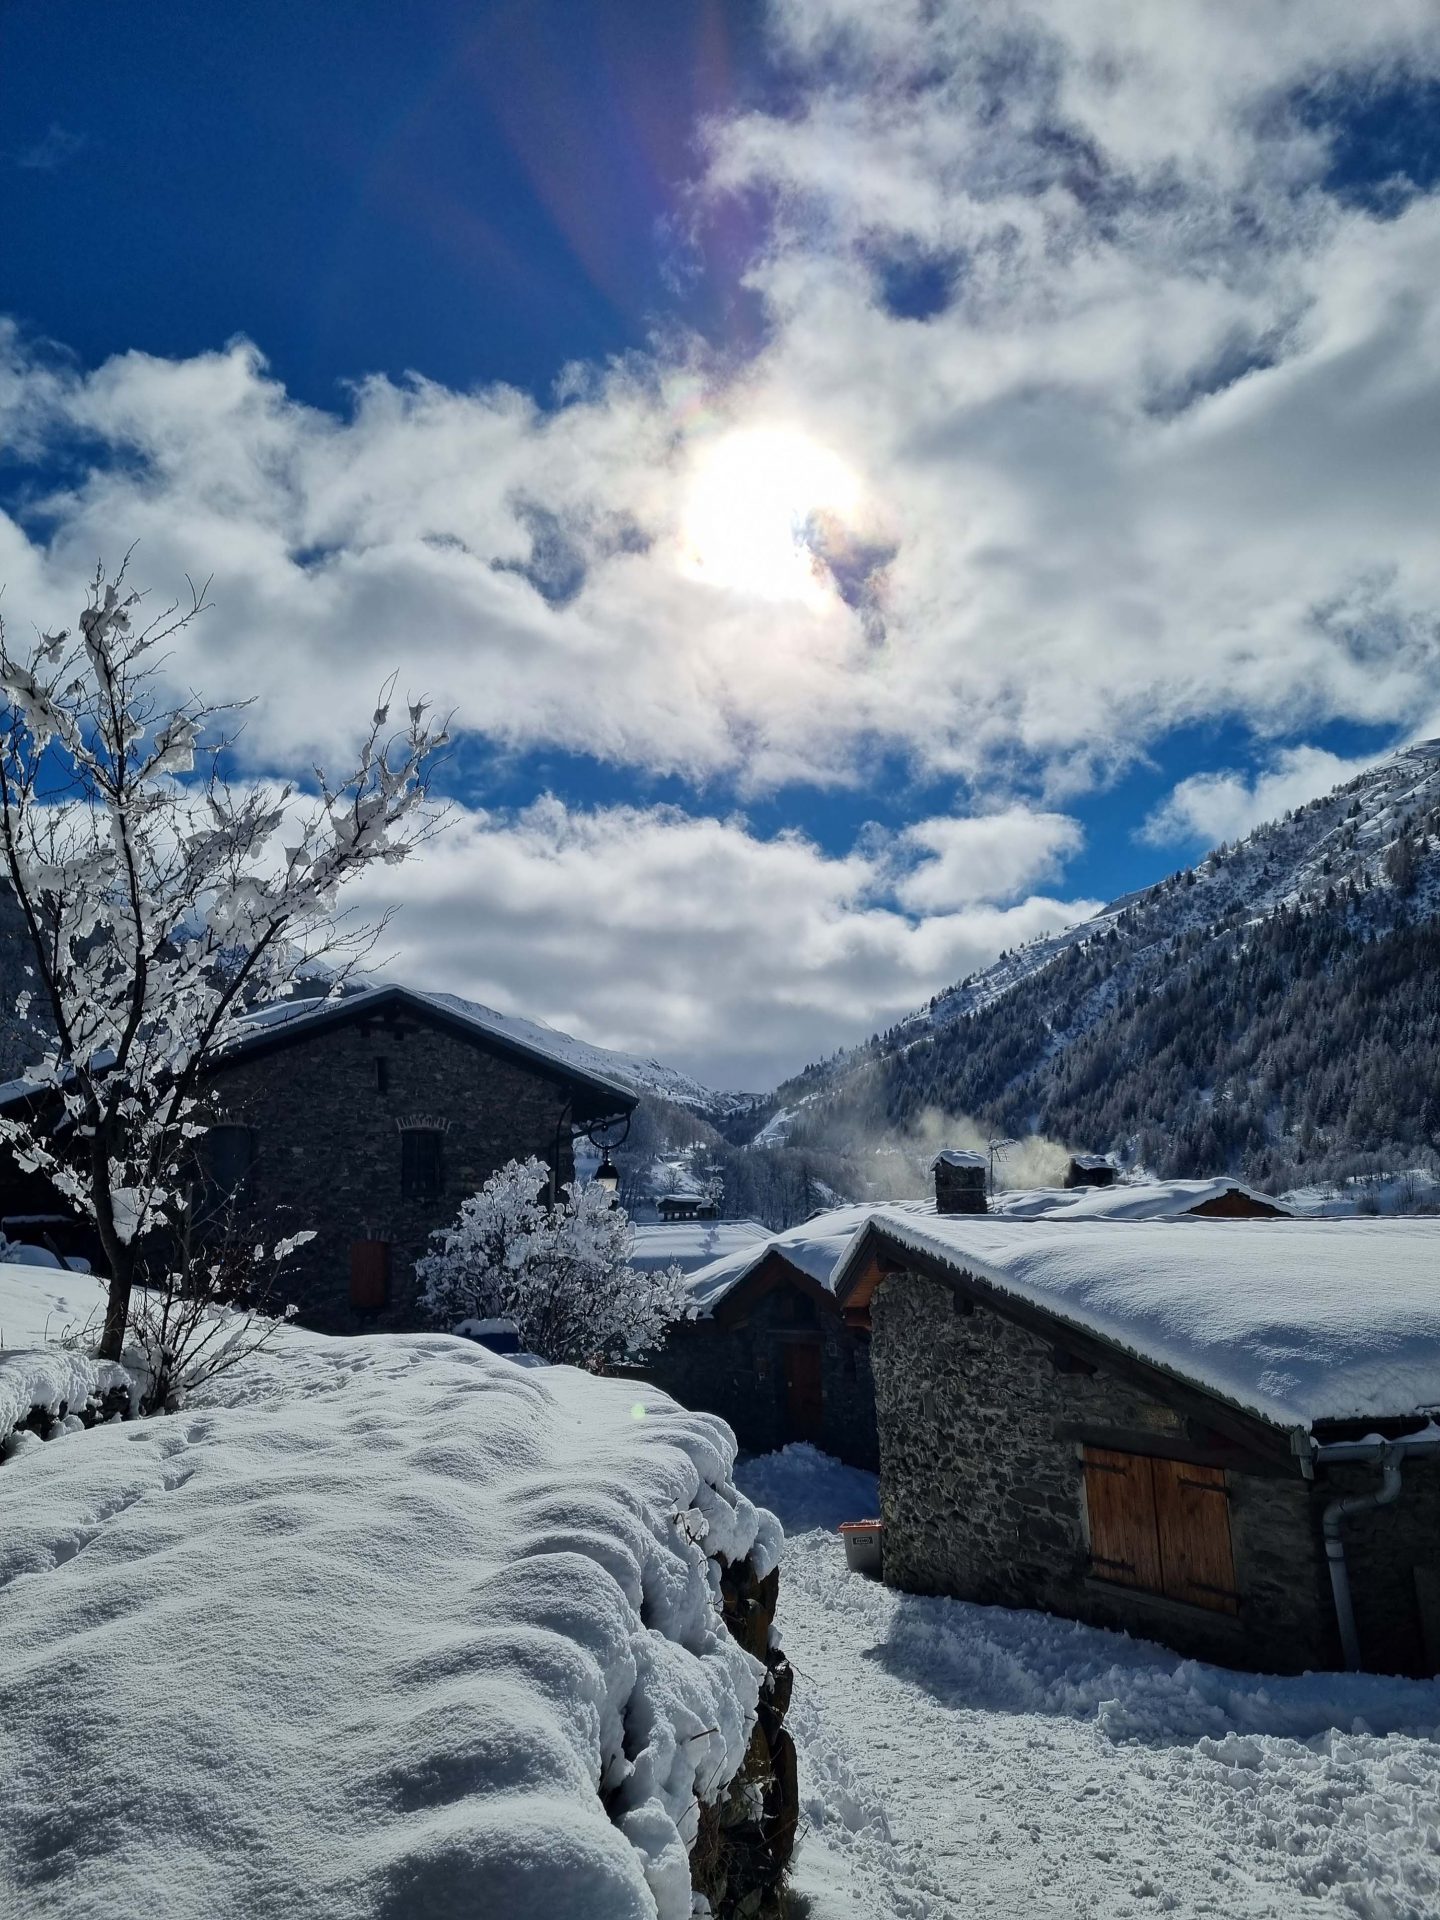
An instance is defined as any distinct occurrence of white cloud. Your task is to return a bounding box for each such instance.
[893,807,1084,912]
[1142,745,1387,847]
[6,0,1440,800]
[349,797,1100,1088]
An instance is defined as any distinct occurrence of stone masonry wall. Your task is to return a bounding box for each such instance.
[871,1269,1381,1673]
[638,1285,879,1471]
[204,1014,578,1333]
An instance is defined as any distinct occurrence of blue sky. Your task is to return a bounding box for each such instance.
[2,2,1439,1084]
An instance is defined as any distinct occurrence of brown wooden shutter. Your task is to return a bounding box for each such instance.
[349,1239,390,1314]
[1082,1446,1163,1592]
[1151,1458,1239,1613]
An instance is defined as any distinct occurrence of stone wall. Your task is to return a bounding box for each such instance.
[204,1012,579,1332]
[689,1552,797,1919]
[637,1282,879,1469]
[871,1268,1440,1674]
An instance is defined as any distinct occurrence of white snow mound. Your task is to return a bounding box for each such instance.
[0,1292,781,1920]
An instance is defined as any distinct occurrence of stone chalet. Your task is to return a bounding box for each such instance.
[639,1205,890,1470]
[0,985,638,1332]
[198,986,639,1331]
[635,1173,1291,1476]
[834,1211,1440,1676]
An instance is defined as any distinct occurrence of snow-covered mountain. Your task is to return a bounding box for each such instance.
[763,739,1440,1190]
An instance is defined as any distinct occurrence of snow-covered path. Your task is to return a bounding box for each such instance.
[738,1448,1440,1920]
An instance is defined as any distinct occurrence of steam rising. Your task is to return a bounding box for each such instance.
[858,1108,1073,1202]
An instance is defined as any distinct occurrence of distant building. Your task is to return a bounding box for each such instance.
[654,1192,721,1222]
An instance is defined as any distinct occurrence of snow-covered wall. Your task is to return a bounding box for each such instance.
[0,1284,788,1919]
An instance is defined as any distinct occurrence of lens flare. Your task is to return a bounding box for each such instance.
[679,425,862,604]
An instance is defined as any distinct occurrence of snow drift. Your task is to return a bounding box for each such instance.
[0,1265,782,1920]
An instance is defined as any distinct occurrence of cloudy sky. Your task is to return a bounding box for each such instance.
[3,0,1440,1087]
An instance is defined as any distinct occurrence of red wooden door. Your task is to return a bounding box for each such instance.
[349,1239,390,1314]
[782,1342,824,1442]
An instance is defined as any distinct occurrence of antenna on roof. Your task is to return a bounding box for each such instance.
[987,1137,1015,1197]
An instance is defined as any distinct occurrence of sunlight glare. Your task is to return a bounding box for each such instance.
[680,425,862,604]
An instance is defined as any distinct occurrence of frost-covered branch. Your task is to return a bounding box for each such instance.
[0,563,451,1359]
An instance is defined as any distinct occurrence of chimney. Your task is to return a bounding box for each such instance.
[1064,1154,1117,1190]
[932,1149,988,1215]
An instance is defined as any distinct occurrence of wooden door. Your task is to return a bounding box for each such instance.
[782,1342,824,1443]
[349,1239,390,1314]
[1151,1458,1238,1613]
[1082,1446,1163,1592]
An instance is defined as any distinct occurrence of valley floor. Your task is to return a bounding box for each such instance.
[737,1447,1440,1920]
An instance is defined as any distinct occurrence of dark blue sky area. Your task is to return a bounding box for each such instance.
[0,0,771,404]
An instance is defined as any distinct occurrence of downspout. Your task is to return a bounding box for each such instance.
[1315,1440,1405,1671]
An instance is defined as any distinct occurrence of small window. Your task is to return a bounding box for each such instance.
[1082,1446,1238,1614]
[401,1128,444,1200]
[205,1124,256,1207]
[375,1058,390,1095]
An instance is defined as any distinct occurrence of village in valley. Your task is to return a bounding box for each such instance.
[5,7,1440,1920]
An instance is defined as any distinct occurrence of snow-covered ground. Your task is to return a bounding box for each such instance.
[0,1262,779,1920]
[739,1445,1440,1920]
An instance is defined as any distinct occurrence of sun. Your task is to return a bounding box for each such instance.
[679,425,862,605]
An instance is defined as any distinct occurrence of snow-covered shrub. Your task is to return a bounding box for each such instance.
[0,563,448,1361]
[418,1157,694,1366]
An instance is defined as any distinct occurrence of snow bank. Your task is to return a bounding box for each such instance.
[0,1257,129,1448]
[0,1273,782,1919]
[843,1212,1440,1428]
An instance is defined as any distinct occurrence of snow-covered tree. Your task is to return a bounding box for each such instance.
[0,563,449,1360]
[417,1157,694,1366]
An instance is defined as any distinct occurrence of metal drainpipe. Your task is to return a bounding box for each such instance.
[1321,1443,1404,1672]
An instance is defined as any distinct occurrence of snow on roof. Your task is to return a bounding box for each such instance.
[1070,1153,1113,1170]
[931,1149,987,1170]
[990,1178,1288,1222]
[837,1211,1440,1428]
[686,1204,918,1314]
[229,984,637,1108]
[0,1263,780,1918]
[629,1220,770,1275]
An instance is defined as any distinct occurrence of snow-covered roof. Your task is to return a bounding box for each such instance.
[225,984,638,1113]
[1069,1153,1113,1171]
[0,1260,780,1917]
[932,1149,986,1170]
[686,1204,916,1314]
[990,1178,1288,1221]
[836,1211,1440,1429]
[629,1220,770,1275]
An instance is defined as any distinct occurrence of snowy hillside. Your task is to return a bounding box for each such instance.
[764,739,1440,1190]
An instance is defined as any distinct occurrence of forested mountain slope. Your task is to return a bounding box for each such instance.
[770,741,1440,1191]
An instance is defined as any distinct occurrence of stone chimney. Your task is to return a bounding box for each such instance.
[1063,1154,1117,1191]
[932,1149,988,1215]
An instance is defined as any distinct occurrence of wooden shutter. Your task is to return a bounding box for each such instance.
[1151,1458,1238,1613]
[1082,1446,1163,1592]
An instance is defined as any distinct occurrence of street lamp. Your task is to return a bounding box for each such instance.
[594,1151,620,1198]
